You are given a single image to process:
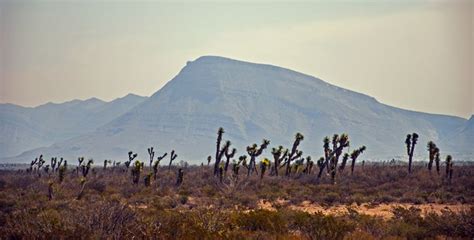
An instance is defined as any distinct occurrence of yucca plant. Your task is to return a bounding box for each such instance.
[148,147,155,169]
[427,141,437,173]
[271,146,288,176]
[350,146,366,175]
[246,139,270,176]
[207,155,212,166]
[405,133,419,174]
[168,150,178,170]
[259,158,271,180]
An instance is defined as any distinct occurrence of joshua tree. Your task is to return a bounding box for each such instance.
[81,159,94,177]
[168,150,178,170]
[44,165,50,174]
[58,165,66,183]
[176,168,184,186]
[56,158,64,172]
[29,157,39,173]
[338,153,350,173]
[284,133,304,177]
[405,133,419,174]
[259,158,271,180]
[125,151,138,169]
[445,155,453,184]
[48,181,54,200]
[103,160,111,170]
[51,157,57,172]
[224,146,236,174]
[144,173,152,187]
[233,156,246,176]
[271,146,288,176]
[77,177,87,200]
[316,157,326,180]
[350,146,366,175]
[218,163,224,183]
[427,141,437,173]
[207,156,212,166]
[317,134,350,180]
[246,139,270,176]
[131,161,142,184]
[214,127,229,176]
[303,156,313,174]
[148,147,155,168]
[434,147,440,175]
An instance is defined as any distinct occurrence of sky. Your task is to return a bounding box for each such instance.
[0,0,472,118]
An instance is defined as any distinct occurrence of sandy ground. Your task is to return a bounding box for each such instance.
[258,199,472,219]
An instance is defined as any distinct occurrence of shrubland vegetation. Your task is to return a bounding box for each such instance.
[0,128,472,239]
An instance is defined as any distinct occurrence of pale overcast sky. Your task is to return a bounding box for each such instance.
[0,0,472,118]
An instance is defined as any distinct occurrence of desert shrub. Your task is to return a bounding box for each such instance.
[88,179,107,193]
[323,192,340,205]
[234,209,287,234]
[288,210,354,240]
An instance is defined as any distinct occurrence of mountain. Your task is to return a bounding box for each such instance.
[0,94,146,158]
[1,56,472,163]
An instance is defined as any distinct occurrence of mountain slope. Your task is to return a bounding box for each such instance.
[0,94,146,158]
[2,56,471,163]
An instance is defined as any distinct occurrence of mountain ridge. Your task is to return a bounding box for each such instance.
[1,56,472,163]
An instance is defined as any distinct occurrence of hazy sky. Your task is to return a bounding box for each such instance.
[1,0,472,118]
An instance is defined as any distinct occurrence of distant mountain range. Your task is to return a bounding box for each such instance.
[1,56,472,164]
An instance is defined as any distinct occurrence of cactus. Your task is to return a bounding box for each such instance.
[131,161,143,184]
[148,147,155,169]
[207,156,212,166]
[259,158,271,180]
[427,141,437,172]
[405,133,419,174]
[271,146,288,176]
[350,146,366,175]
[246,139,270,176]
[168,150,178,170]
[445,155,453,184]
[285,133,304,177]
[176,168,184,186]
[224,146,236,174]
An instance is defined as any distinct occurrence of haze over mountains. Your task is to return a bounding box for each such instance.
[1,56,472,163]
